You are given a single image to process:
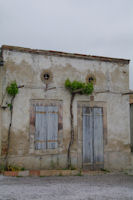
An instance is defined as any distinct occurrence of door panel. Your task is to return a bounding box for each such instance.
[83,107,104,170]
[93,108,104,168]
[83,107,93,164]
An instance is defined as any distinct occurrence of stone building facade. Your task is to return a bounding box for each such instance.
[0,45,132,170]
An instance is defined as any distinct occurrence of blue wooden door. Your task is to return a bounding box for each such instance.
[83,107,104,170]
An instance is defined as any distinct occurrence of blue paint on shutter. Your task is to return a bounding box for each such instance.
[35,106,58,150]
[35,106,47,150]
[47,106,58,149]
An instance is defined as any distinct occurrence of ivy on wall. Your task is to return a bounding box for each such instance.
[65,79,94,168]
[6,81,18,97]
[4,81,19,168]
[2,81,25,168]
[65,79,93,95]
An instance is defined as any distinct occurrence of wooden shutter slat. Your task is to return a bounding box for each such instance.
[36,111,47,114]
[35,140,58,143]
[35,111,58,114]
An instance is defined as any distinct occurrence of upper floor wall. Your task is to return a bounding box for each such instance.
[1,45,130,93]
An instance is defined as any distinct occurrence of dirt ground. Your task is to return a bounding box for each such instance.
[0,173,133,200]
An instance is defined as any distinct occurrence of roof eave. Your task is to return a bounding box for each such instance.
[1,45,130,64]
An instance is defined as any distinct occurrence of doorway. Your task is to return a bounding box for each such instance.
[82,107,104,170]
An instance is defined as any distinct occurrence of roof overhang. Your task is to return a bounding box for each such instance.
[1,45,130,64]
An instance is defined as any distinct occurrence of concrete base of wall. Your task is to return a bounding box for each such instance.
[2,170,108,177]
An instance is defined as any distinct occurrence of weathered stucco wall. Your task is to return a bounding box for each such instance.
[0,47,131,170]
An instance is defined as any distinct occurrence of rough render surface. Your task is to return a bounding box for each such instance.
[0,47,132,170]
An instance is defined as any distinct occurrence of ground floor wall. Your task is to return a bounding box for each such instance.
[0,151,132,171]
[0,92,132,171]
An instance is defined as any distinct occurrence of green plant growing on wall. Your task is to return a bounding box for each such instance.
[6,81,18,97]
[5,81,19,168]
[65,79,93,95]
[65,79,94,169]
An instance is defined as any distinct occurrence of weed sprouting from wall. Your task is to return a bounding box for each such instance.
[6,81,18,97]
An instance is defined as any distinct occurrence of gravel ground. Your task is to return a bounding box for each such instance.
[0,174,133,200]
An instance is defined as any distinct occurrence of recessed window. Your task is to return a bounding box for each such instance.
[88,77,94,83]
[41,70,53,83]
[44,73,50,80]
[29,100,63,153]
[35,105,58,150]
[86,74,96,84]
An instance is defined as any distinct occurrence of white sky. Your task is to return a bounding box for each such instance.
[0,0,133,89]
